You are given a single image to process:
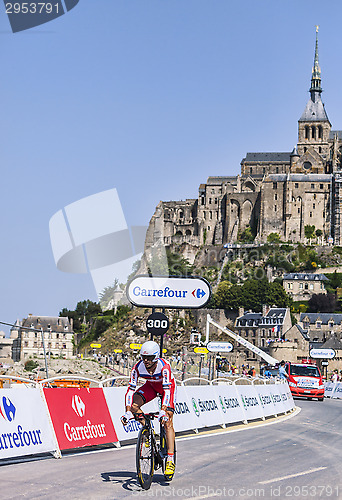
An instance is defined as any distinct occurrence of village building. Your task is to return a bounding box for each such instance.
[234,306,292,361]
[283,273,328,301]
[11,315,74,361]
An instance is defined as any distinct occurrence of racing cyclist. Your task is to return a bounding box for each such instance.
[121,341,177,480]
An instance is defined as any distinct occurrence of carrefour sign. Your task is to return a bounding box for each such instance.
[126,275,211,309]
[310,348,336,359]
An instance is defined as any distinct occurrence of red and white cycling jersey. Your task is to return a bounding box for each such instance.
[125,358,176,409]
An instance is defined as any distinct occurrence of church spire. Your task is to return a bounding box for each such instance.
[310,26,322,94]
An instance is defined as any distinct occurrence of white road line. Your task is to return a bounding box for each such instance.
[259,466,327,485]
[190,495,220,500]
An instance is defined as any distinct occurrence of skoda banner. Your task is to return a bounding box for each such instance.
[103,387,159,442]
[44,388,118,450]
[212,385,246,425]
[0,388,57,459]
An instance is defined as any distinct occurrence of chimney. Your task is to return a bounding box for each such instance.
[238,307,244,318]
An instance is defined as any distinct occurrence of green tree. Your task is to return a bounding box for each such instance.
[238,227,255,243]
[304,225,316,241]
[315,229,323,238]
[267,232,281,244]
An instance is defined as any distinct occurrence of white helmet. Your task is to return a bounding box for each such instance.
[140,341,160,362]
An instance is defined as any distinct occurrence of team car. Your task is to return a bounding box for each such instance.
[286,362,324,401]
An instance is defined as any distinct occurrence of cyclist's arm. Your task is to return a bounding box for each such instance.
[125,365,139,410]
[161,365,173,410]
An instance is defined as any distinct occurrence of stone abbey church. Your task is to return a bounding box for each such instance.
[146,33,342,249]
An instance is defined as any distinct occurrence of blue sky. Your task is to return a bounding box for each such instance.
[1,0,342,332]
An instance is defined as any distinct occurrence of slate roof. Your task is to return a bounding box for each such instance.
[329,130,342,140]
[300,313,342,325]
[320,335,342,350]
[22,315,73,332]
[242,152,291,163]
[206,176,237,185]
[267,174,332,182]
[236,308,287,327]
[299,94,330,122]
[284,273,328,281]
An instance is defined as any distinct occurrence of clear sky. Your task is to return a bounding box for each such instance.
[1,0,342,332]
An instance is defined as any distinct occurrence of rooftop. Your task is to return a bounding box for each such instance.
[284,273,328,281]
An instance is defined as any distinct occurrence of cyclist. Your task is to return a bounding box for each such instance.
[121,340,176,480]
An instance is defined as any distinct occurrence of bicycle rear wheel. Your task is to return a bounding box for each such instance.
[136,427,154,490]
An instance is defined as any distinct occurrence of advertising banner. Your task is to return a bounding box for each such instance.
[103,387,159,442]
[212,384,247,424]
[276,383,295,412]
[236,385,264,421]
[182,385,225,428]
[324,381,336,398]
[0,388,57,459]
[44,388,118,450]
[173,386,202,432]
[268,384,287,414]
[255,384,279,418]
[331,382,342,399]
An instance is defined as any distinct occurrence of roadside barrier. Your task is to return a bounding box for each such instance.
[324,381,342,398]
[0,376,294,462]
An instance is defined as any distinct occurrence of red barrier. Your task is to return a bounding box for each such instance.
[43,388,118,450]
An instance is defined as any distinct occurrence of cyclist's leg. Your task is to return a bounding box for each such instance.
[164,409,175,455]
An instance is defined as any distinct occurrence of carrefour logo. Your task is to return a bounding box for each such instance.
[0,397,16,422]
[0,397,44,450]
[122,419,142,433]
[192,398,200,417]
[72,395,86,417]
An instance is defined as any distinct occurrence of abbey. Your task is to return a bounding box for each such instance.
[146,32,342,249]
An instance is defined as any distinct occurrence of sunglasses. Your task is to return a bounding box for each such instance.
[142,355,156,362]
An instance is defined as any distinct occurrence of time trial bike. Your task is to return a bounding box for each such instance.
[135,411,176,490]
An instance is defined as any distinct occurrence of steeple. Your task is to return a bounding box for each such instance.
[299,27,330,123]
[310,26,322,95]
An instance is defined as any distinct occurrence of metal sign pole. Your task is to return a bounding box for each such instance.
[41,328,49,379]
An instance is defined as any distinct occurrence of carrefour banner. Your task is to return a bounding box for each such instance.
[212,385,247,424]
[44,388,118,450]
[103,387,159,441]
[0,388,57,459]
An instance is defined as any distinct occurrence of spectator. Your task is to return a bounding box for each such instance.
[278,360,288,380]
[331,369,339,383]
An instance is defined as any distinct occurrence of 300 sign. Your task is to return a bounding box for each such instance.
[146,313,169,335]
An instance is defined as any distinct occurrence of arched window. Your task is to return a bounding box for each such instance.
[311,126,316,139]
[318,126,323,139]
[185,229,191,236]
[305,126,310,139]
[303,161,312,171]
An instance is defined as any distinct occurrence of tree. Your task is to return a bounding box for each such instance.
[238,227,255,243]
[267,233,281,244]
[308,293,336,313]
[304,225,316,241]
[315,229,323,238]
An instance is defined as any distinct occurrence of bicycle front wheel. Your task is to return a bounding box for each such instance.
[136,427,154,490]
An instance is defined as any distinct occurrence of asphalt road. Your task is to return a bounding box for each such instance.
[2,398,342,500]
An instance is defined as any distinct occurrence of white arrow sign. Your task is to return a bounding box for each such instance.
[310,348,336,359]
[126,275,211,309]
[207,341,233,353]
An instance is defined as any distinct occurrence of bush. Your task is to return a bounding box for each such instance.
[24,359,39,372]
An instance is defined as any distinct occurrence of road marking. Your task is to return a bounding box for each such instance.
[259,466,327,485]
[190,495,220,500]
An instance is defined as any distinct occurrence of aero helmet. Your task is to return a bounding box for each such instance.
[140,341,160,362]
